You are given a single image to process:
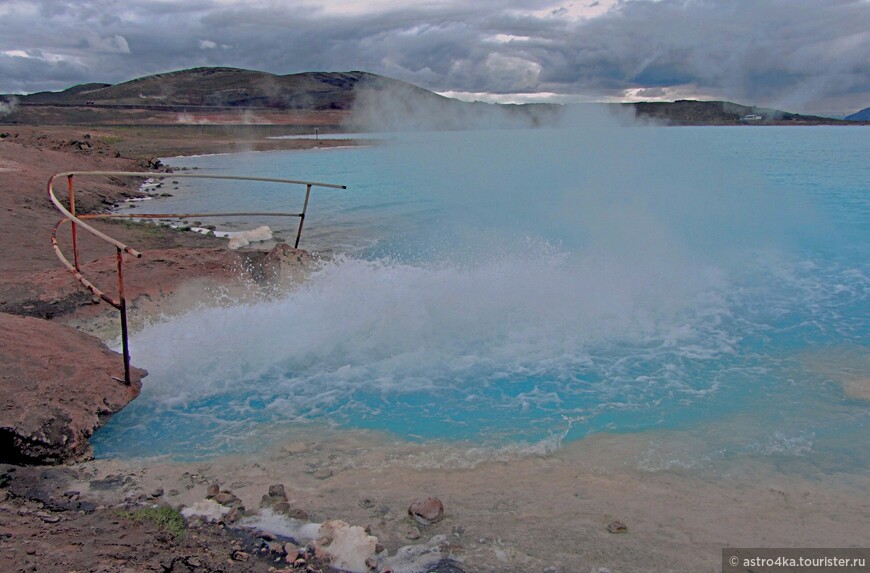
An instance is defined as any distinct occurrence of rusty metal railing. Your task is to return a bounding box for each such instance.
[48,171,346,385]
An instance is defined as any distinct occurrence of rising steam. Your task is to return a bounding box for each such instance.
[0,96,18,117]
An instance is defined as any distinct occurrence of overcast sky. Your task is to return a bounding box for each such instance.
[1,0,868,115]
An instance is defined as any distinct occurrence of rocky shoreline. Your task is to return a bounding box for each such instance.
[1,124,415,572]
[0,462,462,573]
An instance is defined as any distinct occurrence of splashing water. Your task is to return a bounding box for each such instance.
[94,124,869,471]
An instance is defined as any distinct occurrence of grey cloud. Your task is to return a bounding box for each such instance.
[0,0,868,115]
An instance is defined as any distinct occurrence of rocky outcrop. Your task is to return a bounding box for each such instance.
[0,313,145,464]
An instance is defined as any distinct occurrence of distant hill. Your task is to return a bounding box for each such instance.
[0,67,857,127]
[4,68,450,111]
[624,99,846,126]
[845,107,870,121]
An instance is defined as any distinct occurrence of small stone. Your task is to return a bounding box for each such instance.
[288,508,309,521]
[404,525,421,540]
[214,492,238,506]
[312,469,333,480]
[206,483,220,498]
[359,498,376,509]
[408,496,444,525]
[39,514,61,523]
[365,557,378,570]
[259,530,278,541]
[187,557,202,567]
[271,501,291,513]
[232,550,250,562]
[269,484,288,500]
[150,488,164,498]
[225,506,242,523]
[316,535,332,547]
[293,558,308,567]
[63,490,81,498]
[269,541,285,555]
[283,542,299,555]
[606,520,628,534]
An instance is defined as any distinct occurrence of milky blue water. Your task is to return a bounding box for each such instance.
[93,125,869,470]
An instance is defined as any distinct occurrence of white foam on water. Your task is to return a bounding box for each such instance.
[126,242,731,413]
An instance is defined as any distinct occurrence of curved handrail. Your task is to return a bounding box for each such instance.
[48,170,347,384]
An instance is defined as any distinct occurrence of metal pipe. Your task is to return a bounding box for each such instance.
[116,247,131,385]
[295,184,312,248]
[68,175,80,271]
[50,171,347,190]
[48,174,142,257]
[80,212,303,220]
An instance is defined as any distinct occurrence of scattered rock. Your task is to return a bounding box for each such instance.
[268,499,290,512]
[269,483,288,501]
[224,506,243,523]
[404,525,421,540]
[213,491,240,506]
[312,469,333,480]
[382,535,459,572]
[606,520,628,534]
[39,513,61,523]
[408,496,445,525]
[259,242,314,284]
[231,549,250,561]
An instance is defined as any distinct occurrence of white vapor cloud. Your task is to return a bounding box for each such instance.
[0,0,868,115]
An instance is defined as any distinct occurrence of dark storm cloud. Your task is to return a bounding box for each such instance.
[1,0,868,114]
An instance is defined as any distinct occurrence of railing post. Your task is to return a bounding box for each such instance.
[294,183,313,248]
[68,175,80,271]
[116,247,131,385]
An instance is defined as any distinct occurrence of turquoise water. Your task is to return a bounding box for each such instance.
[93,126,869,468]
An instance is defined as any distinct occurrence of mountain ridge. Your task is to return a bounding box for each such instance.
[845,107,870,121]
[1,67,860,127]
